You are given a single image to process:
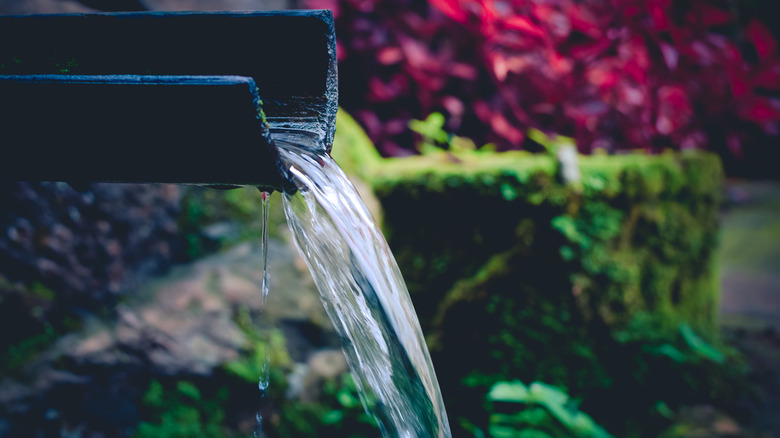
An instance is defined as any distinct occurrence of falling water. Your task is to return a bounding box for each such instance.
[273,130,452,438]
[254,191,272,438]
[258,191,272,392]
[260,191,271,301]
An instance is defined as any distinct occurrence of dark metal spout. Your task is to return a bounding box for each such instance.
[0,10,338,192]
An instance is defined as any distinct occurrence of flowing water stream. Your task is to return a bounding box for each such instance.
[263,130,451,438]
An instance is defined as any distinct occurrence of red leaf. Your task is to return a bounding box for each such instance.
[474,101,524,145]
[450,62,478,80]
[752,61,780,90]
[727,134,743,159]
[503,16,545,39]
[688,6,732,27]
[659,42,678,70]
[745,19,778,62]
[623,5,642,20]
[568,36,611,61]
[336,40,346,62]
[398,36,430,69]
[738,96,780,124]
[720,43,751,98]
[548,51,572,75]
[586,62,618,89]
[377,47,403,65]
[566,4,601,38]
[367,75,408,102]
[429,0,469,24]
[492,53,508,81]
[728,70,751,98]
[489,112,524,145]
[531,5,557,23]
[649,3,669,31]
[656,85,691,135]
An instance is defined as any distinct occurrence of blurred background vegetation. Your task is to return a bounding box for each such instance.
[1,0,779,437]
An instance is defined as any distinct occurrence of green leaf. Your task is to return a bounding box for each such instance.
[488,381,529,403]
[680,323,725,364]
[527,382,568,408]
[569,411,613,438]
[322,410,345,425]
[487,380,613,438]
[514,407,550,425]
[656,344,688,363]
[655,401,675,419]
[142,380,164,408]
[527,128,576,153]
[489,424,523,438]
[501,183,519,201]
[528,128,553,149]
[516,430,555,438]
[450,135,477,151]
[176,381,201,401]
[337,390,359,408]
[409,113,448,144]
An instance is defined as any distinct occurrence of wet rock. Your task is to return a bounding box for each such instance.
[307,349,348,380]
[291,349,350,402]
[285,363,310,400]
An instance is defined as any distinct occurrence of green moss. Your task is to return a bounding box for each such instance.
[330,110,383,180]
[178,186,286,260]
[331,112,736,436]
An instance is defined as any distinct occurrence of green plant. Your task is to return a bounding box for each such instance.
[320,374,379,434]
[484,381,612,438]
[178,186,286,261]
[134,380,231,438]
[410,112,491,154]
[526,129,576,155]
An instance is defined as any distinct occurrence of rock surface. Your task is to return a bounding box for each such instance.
[0,182,184,361]
[0,239,345,437]
[0,183,182,305]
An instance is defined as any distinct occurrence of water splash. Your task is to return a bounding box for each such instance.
[274,131,451,438]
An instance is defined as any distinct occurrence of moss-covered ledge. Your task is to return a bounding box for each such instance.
[331,113,742,436]
[369,149,722,332]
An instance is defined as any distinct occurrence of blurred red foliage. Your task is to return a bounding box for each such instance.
[308,0,779,159]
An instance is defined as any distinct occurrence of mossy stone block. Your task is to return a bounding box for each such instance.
[345,139,731,436]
